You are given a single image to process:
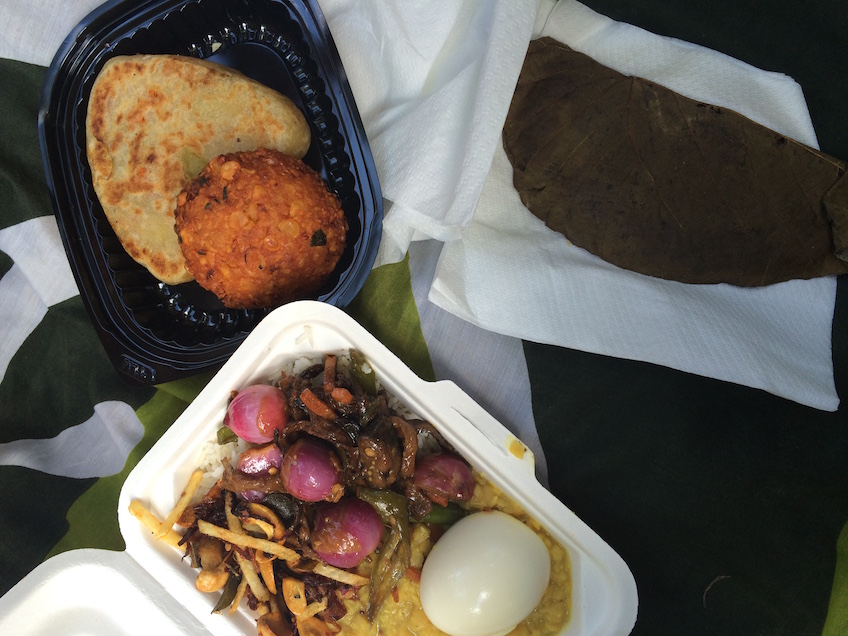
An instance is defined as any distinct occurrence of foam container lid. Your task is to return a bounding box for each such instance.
[0,302,638,635]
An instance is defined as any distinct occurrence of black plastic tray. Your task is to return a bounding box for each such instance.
[38,0,382,385]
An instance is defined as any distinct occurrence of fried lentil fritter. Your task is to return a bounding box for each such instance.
[86,55,311,285]
[174,148,347,309]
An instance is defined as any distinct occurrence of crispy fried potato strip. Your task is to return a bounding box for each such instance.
[312,563,369,587]
[224,491,242,533]
[303,598,329,619]
[155,468,203,539]
[238,554,270,603]
[197,520,301,561]
[196,520,368,587]
[128,500,183,548]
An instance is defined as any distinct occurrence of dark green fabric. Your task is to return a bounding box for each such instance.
[0,59,51,229]
[526,341,848,636]
[46,381,206,557]
[0,57,158,595]
[0,297,156,444]
[346,252,437,383]
[824,521,848,635]
[527,2,848,635]
[155,370,217,404]
[0,250,11,277]
[0,467,94,597]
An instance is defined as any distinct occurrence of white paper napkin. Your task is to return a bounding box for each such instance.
[428,0,841,411]
[318,0,539,266]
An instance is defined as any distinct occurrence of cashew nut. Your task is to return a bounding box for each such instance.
[195,566,230,593]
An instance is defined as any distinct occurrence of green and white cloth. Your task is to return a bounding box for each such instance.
[2,1,848,634]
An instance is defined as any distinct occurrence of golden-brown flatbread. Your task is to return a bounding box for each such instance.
[85,54,312,284]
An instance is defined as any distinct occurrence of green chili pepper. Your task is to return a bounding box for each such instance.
[310,229,327,246]
[211,573,241,614]
[359,488,408,525]
[350,349,377,395]
[216,426,238,445]
[358,488,411,620]
[419,502,466,526]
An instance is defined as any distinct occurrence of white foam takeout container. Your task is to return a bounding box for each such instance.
[0,301,638,635]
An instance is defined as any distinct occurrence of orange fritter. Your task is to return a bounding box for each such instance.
[174,148,347,309]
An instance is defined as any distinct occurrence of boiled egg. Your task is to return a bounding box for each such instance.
[419,510,551,636]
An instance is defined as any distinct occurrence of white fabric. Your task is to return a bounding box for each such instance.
[0,217,79,383]
[429,0,841,411]
[409,240,547,485]
[0,216,79,306]
[0,0,102,67]
[0,401,144,478]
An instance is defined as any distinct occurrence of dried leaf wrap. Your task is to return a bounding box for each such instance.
[503,37,848,286]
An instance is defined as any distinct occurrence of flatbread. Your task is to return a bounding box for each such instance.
[86,54,311,284]
[503,38,848,286]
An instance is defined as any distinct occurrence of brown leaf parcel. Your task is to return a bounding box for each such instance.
[502,37,848,286]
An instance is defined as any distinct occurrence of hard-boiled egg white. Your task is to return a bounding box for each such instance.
[419,510,551,636]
